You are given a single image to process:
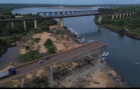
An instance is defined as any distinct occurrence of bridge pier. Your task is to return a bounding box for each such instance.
[11,21,14,28]
[23,20,27,31]
[119,13,122,18]
[19,78,24,88]
[115,14,118,18]
[98,15,102,24]
[46,66,53,86]
[94,53,102,64]
[123,13,125,18]
[129,12,132,16]
[126,13,129,17]
[112,14,115,19]
[60,18,64,28]
[34,19,37,29]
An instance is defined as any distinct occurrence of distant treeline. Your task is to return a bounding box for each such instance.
[0,4,140,10]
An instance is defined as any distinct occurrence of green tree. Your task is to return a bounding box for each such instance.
[44,39,53,48]
[18,50,42,63]
[34,38,41,43]
[0,39,8,56]
[48,45,57,55]
[25,45,30,51]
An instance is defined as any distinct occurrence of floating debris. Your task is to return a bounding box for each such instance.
[133,62,140,66]
[102,52,109,57]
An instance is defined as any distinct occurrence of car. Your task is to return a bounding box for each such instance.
[45,57,50,60]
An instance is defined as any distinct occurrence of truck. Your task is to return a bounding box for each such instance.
[0,68,16,79]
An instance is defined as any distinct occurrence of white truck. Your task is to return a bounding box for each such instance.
[0,68,16,79]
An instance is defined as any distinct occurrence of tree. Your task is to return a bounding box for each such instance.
[0,39,8,56]
[18,50,42,63]
[48,45,57,55]
[44,39,53,48]
[25,45,30,51]
[34,38,41,43]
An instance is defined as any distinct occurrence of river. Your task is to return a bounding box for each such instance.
[0,42,20,69]
[0,7,139,87]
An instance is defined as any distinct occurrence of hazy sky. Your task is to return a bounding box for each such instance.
[0,0,140,5]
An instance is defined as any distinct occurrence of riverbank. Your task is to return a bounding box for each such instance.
[94,7,140,40]
[95,22,140,40]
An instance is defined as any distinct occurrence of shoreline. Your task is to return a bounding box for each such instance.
[43,6,100,9]
[94,17,140,40]
[65,25,128,87]
[101,60,128,87]
[99,24,140,40]
[61,25,128,87]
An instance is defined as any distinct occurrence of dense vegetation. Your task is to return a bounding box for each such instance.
[0,39,8,56]
[0,6,57,57]
[95,6,140,39]
[18,50,42,63]
[44,39,57,55]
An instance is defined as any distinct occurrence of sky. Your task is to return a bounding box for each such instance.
[0,0,140,5]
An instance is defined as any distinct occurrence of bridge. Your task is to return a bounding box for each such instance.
[0,41,107,88]
[0,10,137,31]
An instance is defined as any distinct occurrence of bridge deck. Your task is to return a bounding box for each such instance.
[0,10,132,22]
[0,41,107,84]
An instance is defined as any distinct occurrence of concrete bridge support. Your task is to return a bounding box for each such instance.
[23,20,27,31]
[115,14,118,18]
[34,19,37,29]
[123,13,125,18]
[129,12,132,16]
[98,15,102,24]
[119,13,122,18]
[11,21,14,28]
[112,14,115,19]
[46,66,53,86]
[60,18,64,28]
[94,53,102,64]
[19,78,24,88]
[126,13,129,17]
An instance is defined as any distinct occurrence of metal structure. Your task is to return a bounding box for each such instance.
[37,10,114,18]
